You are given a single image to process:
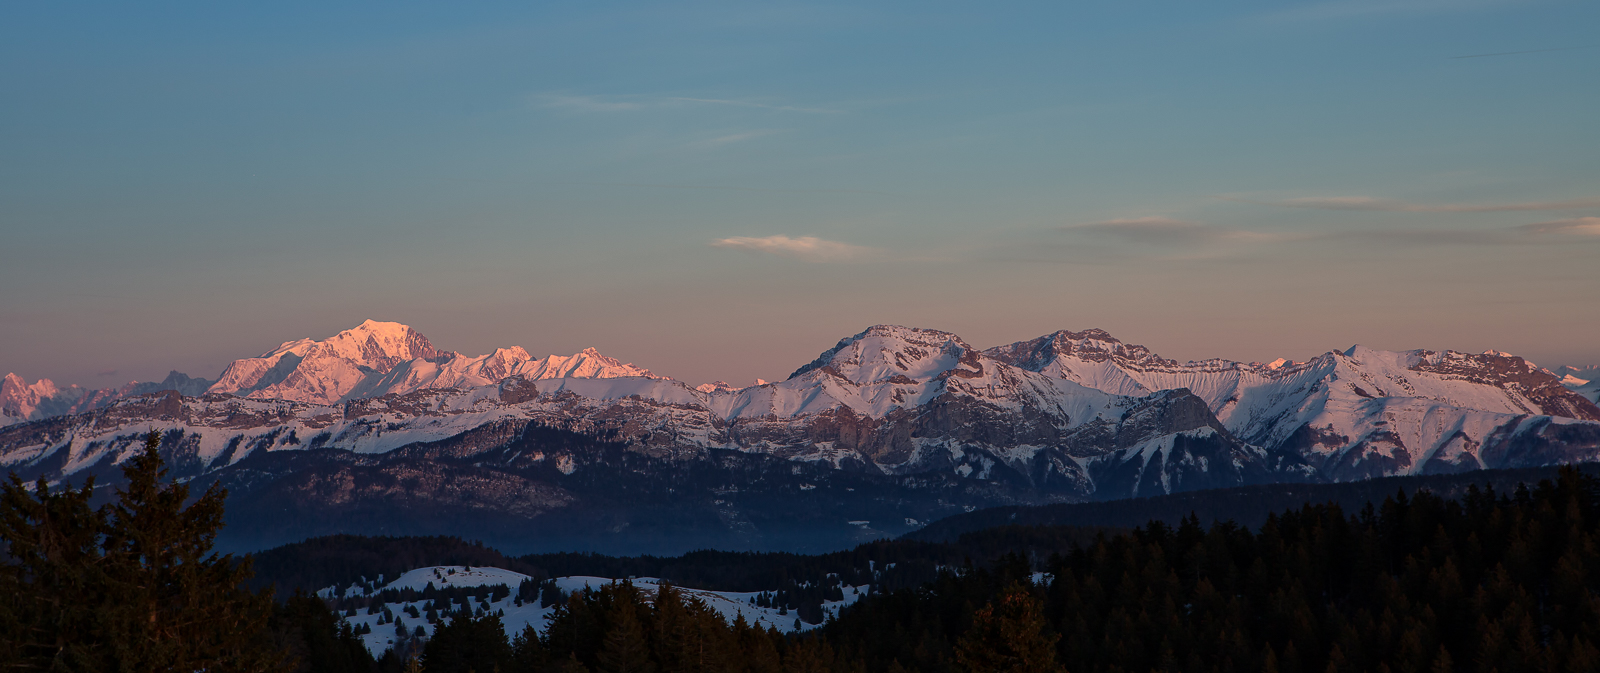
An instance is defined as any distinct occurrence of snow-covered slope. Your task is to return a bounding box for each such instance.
[1556,366,1600,405]
[0,325,1271,504]
[208,320,659,405]
[1,374,59,425]
[323,566,866,656]
[986,330,1600,479]
[3,323,1597,518]
[1,371,211,427]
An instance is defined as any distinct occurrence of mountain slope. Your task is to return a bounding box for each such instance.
[985,329,1600,479]
[1557,365,1600,404]
[3,322,1598,554]
[207,320,658,405]
[1,370,212,427]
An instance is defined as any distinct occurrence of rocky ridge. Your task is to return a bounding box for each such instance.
[2,321,1597,553]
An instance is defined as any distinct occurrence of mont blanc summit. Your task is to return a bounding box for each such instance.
[206,319,659,405]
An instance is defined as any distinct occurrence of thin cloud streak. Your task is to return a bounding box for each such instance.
[1064,217,1283,245]
[694,130,782,148]
[1253,0,1529,23]
[710,235,872,262]
[1451,46,1593,58]
[536,93,840,114]
[558,182,902,197]
[669,98,842,114]
[1520,217,1600,236]
[539,94,644,113]
[1224,195,1600,213]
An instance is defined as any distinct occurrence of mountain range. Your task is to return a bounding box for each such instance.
[2,320,1597,554]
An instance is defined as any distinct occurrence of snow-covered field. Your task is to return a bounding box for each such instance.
[322,566,869,656]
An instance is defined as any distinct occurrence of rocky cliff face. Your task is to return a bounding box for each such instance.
[984,331,1600,480]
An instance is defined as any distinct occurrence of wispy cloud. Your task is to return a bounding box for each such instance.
[539,94,644,113]
[1519,217,1600,236]
[711,235,871,262]
[1226,195,1600,213]
[668,98,841,114]
[536,94,839,115]
[1065,217,1280,245]
[96,369,118,377]
[1254,0,1529,23]
[1451,46,1593,59]
[693,130,782,148]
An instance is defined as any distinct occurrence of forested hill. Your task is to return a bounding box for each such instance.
[247,535,544,595]
[908,463,1600,543]
[249,464,1597,598]
[825,466,1600,673]
[247,524,1118,599]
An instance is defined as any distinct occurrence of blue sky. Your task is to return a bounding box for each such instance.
[3,0,1597,387]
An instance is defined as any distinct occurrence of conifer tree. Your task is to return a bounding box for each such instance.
[1,430,281,672]
[420,608,511,673]
[954,584,1063,673]
[597,600,654,673]
[0,466,108,668]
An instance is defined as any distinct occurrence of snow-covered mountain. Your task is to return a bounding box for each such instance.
[985,329,1600,480]
[1556,365,1600,405]
[1,370,211,426]
[324,567,860,656]
[0,325,1264,498]
[2,321,1597,553]
[1,320,657,426]
[207,319,660,405]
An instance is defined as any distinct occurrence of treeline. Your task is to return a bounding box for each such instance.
[256,523,1114,621]
[257,525,1116,595]
[911,463,1600,542]
[824,467,1600,672]
[442,467,1600,672]
[249,534,545,594]
[419,581,836,673]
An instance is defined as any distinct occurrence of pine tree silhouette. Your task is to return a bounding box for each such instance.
[954,583,1063,673]
[597,599,654,673]
[1,430,281,671]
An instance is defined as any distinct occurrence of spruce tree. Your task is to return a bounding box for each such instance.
[596,600,654,673]
[0,469,108,668]
[420,608,511,673]
[954,584,1063,673]
[0,430,281,672]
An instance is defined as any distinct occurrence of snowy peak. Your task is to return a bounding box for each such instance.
[1,373,57,423]
[1393,347,1599,421]
[263,319,444,370]
[208,320,448,404]
[1,370,213,426]
[206,322,661,405]
[522,347,657,380]
[985,328,1176,372]
[788,325,979,386]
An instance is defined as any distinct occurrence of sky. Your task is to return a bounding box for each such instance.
[2,0,1597,388]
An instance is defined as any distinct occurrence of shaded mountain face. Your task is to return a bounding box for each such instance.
[2,322,1597,554]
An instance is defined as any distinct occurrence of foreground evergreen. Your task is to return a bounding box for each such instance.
[0,432,373,672]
